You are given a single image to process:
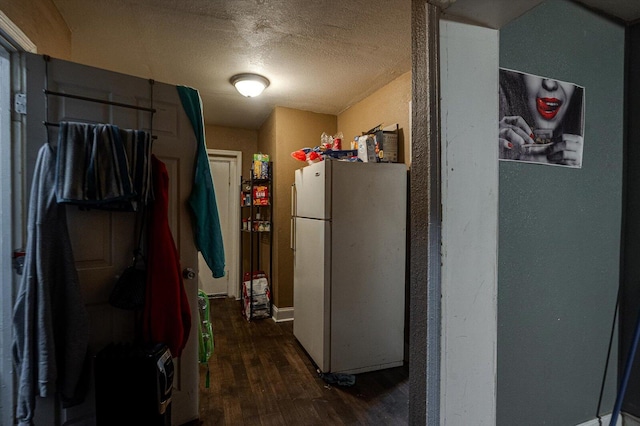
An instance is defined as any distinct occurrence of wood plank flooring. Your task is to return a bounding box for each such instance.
[197,297,409,426]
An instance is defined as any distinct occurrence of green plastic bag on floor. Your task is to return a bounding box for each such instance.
[198,289,214,387]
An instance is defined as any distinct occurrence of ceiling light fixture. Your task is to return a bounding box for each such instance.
[230,73,270,97]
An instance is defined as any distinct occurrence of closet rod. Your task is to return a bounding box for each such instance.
[43,121,158,140]
[43,89,157,113]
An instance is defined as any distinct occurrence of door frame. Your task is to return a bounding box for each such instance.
[0,42,14,426]
[207,149,242,299]
[0,13,35,425]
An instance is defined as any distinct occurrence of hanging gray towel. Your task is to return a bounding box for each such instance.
[55,121,151,210]
[120,128,152,206]
[55,121,133,205]
[100,128,153,211]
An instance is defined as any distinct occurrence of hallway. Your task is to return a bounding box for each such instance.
[198,297,409,425]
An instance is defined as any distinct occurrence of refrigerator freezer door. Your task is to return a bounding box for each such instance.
[292,217,331,372]
[294,161,331,220]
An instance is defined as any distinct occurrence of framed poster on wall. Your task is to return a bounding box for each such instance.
[498,68,585,168]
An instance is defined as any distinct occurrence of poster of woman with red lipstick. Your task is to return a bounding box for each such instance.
[499,68,585,168]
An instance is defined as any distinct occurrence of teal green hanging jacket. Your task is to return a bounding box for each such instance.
[177,86,225,278]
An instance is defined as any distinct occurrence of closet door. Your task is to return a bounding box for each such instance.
[23,53,199,425]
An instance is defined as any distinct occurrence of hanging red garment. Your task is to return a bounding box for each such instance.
[143,155,191,358]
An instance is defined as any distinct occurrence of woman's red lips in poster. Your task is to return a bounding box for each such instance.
[536,97,562,120]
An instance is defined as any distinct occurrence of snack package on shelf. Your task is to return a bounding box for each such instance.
[253,185,269,205]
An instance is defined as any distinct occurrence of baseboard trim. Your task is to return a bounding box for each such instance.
[576,413,622,426]
[272,305,294,322]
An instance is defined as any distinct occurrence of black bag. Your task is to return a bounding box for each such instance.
[109,250,146,310]
[110,207,147,310]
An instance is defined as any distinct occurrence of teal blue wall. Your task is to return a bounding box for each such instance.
[498,1,624,424]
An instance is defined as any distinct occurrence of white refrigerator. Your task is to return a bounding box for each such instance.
[291,160,407,374]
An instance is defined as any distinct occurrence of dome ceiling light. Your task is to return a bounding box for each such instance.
[230,73,270,97]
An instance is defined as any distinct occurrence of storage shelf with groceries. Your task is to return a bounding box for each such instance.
[240,177,271,233]
[239,153,273,321]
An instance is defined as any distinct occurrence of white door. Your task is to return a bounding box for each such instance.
[23,53,199,425]
[292,216,331,372]
[199,157,229,296]
[198,150,241,298]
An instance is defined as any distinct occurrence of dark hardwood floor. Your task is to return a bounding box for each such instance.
[197,297,409,426]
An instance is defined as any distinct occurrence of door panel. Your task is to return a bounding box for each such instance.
[24,53,198,425]
[294,160,331,220]
[292,217,331,372]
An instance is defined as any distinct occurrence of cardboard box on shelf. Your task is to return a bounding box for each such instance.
[375,128,398,163]
[253,153,270,179]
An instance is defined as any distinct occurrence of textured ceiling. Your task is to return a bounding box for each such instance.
[51,0,640,130]
[52,0,411,130]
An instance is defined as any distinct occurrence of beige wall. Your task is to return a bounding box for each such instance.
[0,0,71,59]
[257,110,276,172]
[338,71,412,165]
[204,124,258,177]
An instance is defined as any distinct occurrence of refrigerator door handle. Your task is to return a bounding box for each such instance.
[290,183,296,251]
[290,218,295,251]
[291,183,297,217]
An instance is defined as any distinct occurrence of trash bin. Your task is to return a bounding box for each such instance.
[95,342,173,426]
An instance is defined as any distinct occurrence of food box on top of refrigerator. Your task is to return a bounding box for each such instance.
[356,135,377,163]
[356,123,399,163]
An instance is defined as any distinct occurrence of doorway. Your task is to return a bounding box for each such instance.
[0,17,34,423]
[198,149,242,299]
